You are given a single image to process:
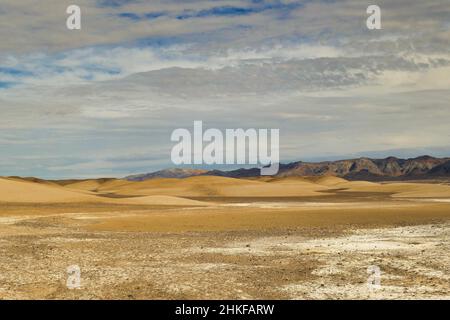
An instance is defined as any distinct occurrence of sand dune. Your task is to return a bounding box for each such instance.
[5,176,60,187]
[388,183,450,198]
[265,176,322,184]
[116,195,212,206]
[334,181,381,189]
[0,177,212,207]
[93,176,331,197]
[64,180,105,192]
[96,176,263,197]
[0,178,100,203]
[310,176,349,186]
[1,174,450,300]
[334,181,450,198]
[3,175,450,207]
[63,178,121,191]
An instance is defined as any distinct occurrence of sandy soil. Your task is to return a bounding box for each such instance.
[0,176,449,299]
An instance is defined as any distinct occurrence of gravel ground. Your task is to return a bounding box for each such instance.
[0,209,448,300]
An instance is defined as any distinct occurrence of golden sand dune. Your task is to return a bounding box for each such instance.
[0,177,213,207]
[0,178,101,203]
[5,176,60,187]
[2,173,450,300]
[388,183,450,198]
[255,176,450,199]
[95,176,331,197]
[116,195,212,206]
[265,176,321,184]
[310,176,349,186]
[60,175,450,199]
[4,174,450,207]
[95,176,260,197]
[64,180,104,191]
[334,181,450,198]
[63,178,120,191]
[334,180,381,188]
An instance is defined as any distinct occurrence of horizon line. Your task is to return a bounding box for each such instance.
[2,154,449,181]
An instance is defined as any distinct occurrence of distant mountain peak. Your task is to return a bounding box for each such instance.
[126,168,208,181]
[125,155,450,181]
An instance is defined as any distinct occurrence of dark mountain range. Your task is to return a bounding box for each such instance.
[126,168,208,181]
[428,160,450,176]
[125,156,450,181]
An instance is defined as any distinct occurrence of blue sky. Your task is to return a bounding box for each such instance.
[0,0,450,178]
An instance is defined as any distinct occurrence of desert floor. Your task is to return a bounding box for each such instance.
[0,176,449,299]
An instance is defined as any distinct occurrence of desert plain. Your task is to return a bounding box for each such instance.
[0,175,449,299]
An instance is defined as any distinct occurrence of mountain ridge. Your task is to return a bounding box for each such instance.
[125,155,450,181]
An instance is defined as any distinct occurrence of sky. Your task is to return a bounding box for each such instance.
[0,0,450,178]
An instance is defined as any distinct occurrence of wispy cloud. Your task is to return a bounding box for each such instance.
[97,0,141,8]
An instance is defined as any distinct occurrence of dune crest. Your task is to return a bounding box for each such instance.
[0,178,99,203]
[117,195,212,206]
